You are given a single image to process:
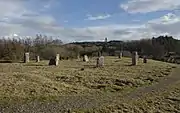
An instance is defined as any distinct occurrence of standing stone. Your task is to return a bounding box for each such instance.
[96,56,104,67]
[49,58,56,66]
[49,54,59,66]
[132,51,138,65]
[36,56,40,62]
[24,52,29,63]
[66,57,69,60]
[77,53,80,60]
[59,56,62,60]
[77,55,80,60]
[83,55,89,62]
[119,52,123,59]
[143,56,147,63]
[56,54,59,66]
[98,52,101,57]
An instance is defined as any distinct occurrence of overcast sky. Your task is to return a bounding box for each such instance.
[1,0,180,42]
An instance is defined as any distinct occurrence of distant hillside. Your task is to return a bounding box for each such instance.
[71,40,123,46]
[71,36,180,61]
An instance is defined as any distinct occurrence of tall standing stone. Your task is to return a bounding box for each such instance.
[24,52,29,63]
[83,55,89,62]
[49,57,55,66]
[36,56,40,62]
[96,56,104,67]
[119,52,123,59]
[49,54,59,66]
[59,56,62,60]
[56,54,59,66]
[132,51,138,65]
[77,53,80,60]
[143,56,147,63]
[98,52,101,57]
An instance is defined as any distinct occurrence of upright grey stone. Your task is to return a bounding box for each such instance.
[77,53,80,60]
[98,52,101,57]
[56,54,59,66]
[143,56,147,63]
[24,52,29,63]
[132,51,138,65]
[83,55,89,62]
[119,52,123,59]
[36,56,40,62]
[96,56,104,67]
[49,58,55,66]
[49,54,59,66]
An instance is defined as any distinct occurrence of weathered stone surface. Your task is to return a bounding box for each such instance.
[83,55,89,62]
[36,56,40,62]
[49,54,59,66]
[143,56,147,63]
[132,51,138,65]
[24,52,29,63]
[66,57,69,60]
[77,53,80,60]
[59,56,62,60]
[56,54,59,66]
[98,52,101,57]
[119,52,122,59]
[96,56,104,67]
[49,58,56,66]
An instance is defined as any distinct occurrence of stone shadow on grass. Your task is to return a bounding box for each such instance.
[23,64,49,67]
[114,60,121,62]
[124,64,134,66]
[0,60,24,63]
[0,60,13,63]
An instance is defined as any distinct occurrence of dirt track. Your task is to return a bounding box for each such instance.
[127,66,180,99]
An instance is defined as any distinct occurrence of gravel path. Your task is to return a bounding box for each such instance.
[126,66,180,99]
[1,66,180,113]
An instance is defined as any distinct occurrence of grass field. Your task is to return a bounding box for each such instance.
[0,56,178,112]
[89,73,180,113]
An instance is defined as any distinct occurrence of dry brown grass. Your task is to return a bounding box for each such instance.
[0,56,177,103]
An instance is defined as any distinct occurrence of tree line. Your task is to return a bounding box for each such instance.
[73,35,180,61]
[0,35,180,62]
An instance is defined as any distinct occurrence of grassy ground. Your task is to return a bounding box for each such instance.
[0,56,178,112]
[87,69,180,113]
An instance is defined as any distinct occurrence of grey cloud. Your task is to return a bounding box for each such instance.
[113,30,133,35]
[1,0,180,42]
[121,0,180,13]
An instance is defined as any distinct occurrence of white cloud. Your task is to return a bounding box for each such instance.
[40,0,58,12]
[1,12,180,42]
[0,0,61,36]
[86,14,111,20]
[13,34,18,37]
[0,1,25,18]
[57,24,150,42]
[148,13,180,24]
[68,13,180,41]
[0,1,180,42]
[147,13,180,36]
[121,0,180,13]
